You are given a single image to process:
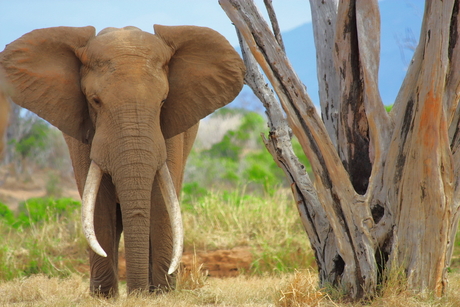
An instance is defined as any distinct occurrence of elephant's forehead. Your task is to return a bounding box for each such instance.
[97,26,142,36]
[86,30,169,64]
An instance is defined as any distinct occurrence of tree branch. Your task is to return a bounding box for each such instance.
[263,0,285,52]
[235,27,338,278]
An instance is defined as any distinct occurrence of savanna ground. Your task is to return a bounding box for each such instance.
[1,109,460,306]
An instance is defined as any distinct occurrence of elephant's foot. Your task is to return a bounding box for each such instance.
[90,269,119,298]
[149,271,176,293]
[90,281,118,298]
[149,282,172,293]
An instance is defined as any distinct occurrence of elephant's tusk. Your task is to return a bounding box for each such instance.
[81,160,107,258]
[157,163,184,275]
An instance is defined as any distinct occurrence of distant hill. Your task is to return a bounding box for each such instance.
[230,0,424,110]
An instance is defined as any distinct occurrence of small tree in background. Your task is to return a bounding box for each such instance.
[221,0,460,300]
[184,108,310,196]
[1,103,72,180]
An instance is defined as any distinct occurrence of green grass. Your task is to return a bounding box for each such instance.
[182,188,315,274]
[0,198,87,280]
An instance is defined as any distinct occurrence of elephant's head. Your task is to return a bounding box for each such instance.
[0,25,245,292]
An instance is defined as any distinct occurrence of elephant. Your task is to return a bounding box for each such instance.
[0,25,245,296]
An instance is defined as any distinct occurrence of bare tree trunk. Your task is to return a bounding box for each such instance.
[220,0,460,300]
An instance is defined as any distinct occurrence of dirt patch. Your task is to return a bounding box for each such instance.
[181,247,252,277]
[114,248,253,280]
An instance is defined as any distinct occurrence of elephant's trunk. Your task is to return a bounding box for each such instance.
[114,162,153,292]
[81,132,184,292]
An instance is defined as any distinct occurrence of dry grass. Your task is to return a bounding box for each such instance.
[0,274,89,306]
[277,270,330,307]
[1,271,459,306]
[176,251,208,291]
[0,274,280,306]
[274,269,460,307]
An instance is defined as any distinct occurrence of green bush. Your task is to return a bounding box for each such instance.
[181,182,209,210]
[4,198,81,229]
[243,150,284,194]
[205,133,242,162]
[184,109,312,197]
[9,119,51,160]
[0,202,15,226]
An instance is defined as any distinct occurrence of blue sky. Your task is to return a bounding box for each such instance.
[0,1,312,49]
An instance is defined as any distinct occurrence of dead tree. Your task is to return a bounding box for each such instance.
[220,0,460,300]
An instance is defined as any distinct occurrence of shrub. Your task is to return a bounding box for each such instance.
[9,197,80,229]
[181,182,209,209]
[10,119,49,160]
[184,108,312,195]
[205,132,242,162]
[0,202,15,226]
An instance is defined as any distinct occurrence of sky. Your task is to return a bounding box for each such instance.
[0,0,312,49]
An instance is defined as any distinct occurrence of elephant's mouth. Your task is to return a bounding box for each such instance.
[80,160,184,275]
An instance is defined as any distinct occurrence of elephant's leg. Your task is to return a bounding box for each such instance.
[89,175,121,297]
[64,135,122,297]
[149,123,199,290]
[149,179,174,291]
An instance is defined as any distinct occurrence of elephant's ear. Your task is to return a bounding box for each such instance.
[0,26,96,143]
[154,25,245,139]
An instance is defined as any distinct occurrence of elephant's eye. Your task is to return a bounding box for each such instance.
[161,99,166,106]
[92,97,102,106]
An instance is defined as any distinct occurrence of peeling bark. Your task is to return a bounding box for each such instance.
[220,0,460,300]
